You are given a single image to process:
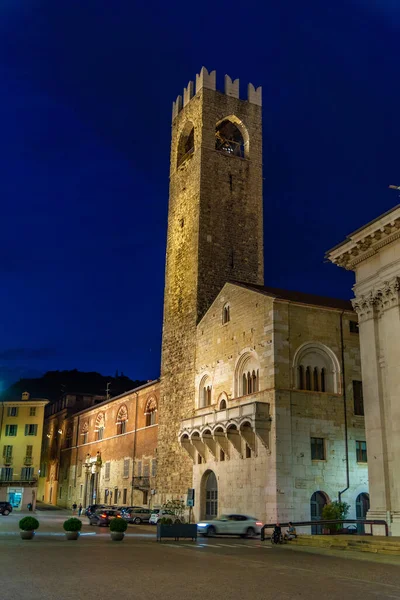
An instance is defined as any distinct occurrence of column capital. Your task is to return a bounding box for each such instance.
[352,276,400,321]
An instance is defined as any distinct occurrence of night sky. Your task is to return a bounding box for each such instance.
[1,1,399,388]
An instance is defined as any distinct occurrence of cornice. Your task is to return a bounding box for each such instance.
[326,207,400,271]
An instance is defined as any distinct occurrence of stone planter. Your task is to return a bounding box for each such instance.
[65,531,80,540]
[157,523,197,542]
[111,532,125,541]
[20,530,35,540]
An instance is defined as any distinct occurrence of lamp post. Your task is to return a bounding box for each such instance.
[83,453,91,508]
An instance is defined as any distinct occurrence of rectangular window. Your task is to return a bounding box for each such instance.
[143,490,148,505]
[105,462,111,480]
[5,425,17,437]
[79,484,83,499]
[7,407,18,417]
[117,421,127,435]
[26,445,33,457]
[3,445,13,459]
[59,486,62,499]
[151,459,157,477]
[353,381,364,416]
[21,467,34,481]
[123,458,130,478]
[96,427,104,441]
[25,424,38,436]
[123,488,127,504]
[137,460,142,477]
[0,467,13,481]
[29,407,36,417]
[311,437,325,460]
[356,440,367,463]
[143,462,150,477]
[82,432,88,445]
[349,320,359,334]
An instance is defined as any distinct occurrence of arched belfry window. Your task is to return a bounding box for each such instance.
[293,342,341,394]
[215,117,248,158]
[95,412,105,441]
[177,122,195,167]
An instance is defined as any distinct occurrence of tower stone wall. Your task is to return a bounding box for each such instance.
[156,68,264,498]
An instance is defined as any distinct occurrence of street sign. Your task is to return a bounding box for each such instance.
[187,488,195,507]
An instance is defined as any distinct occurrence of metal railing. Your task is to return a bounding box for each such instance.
[24,456,33,466]
[260,519,389,540]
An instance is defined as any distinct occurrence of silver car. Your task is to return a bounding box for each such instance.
[197,514,263,537]
[122,507,152,524]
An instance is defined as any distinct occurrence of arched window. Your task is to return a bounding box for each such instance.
[298,365,304,390]
[145,397,157,427]
[116,404,128,435]
[215,118,247,158]
[177,122,195,167]
[219,399,227,410]
[81,422,89,445]
[222,304,230,324]
[199,375,212,408]
[235,351,260,397]
[95,412,105,441]
[293,342,341,394]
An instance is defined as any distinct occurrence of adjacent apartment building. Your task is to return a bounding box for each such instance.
[0,392,48,510]
[40,381,160,510]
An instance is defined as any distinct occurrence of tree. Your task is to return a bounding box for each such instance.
[162,498,185,521]
[321,501,350,533]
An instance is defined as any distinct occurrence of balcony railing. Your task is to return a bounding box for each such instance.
[132,476,150,490]
[2,456,13,466]
[24,456,33,466]
[0,473,37,484]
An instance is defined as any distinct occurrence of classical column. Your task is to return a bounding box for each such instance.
[353,277,400,535]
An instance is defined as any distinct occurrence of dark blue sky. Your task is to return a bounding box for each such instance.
[0,0,399,387]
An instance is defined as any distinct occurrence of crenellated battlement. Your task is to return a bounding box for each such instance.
[172,67,262,120]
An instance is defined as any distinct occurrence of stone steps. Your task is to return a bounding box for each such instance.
[290,535,400,555]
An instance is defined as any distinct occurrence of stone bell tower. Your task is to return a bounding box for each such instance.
[156,67,264,499]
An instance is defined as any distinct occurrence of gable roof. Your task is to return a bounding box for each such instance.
[229,281,353,311]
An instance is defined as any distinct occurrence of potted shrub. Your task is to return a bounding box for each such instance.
[321,501,350,534]
[63,518,82,540]
[109,517,128,541]
[19,516,39,540]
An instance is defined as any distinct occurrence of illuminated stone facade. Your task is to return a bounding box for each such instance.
[327,204,400,535]
[179,283,368,525]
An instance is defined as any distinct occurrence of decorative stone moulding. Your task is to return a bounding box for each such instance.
[352,277,400,321]
[327,214,400,271]
[172,67,262,121]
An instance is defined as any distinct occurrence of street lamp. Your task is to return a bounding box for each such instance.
[83,453,91,508]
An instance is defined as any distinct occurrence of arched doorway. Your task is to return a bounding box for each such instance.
[356,493,370,534]
[310,491,328,534]
[202,471,218,520]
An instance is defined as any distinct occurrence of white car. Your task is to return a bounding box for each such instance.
[197,514,263,537]
[149,509,180,525]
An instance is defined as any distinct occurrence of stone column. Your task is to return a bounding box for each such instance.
[353,278,400,535]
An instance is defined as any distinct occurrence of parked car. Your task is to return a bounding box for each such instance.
[119,505,143,515]
[123,507,152,524]
[197,514,263,538]
[149,509,180,525]
[88,509,121,527]
[0,502,12,516]
[85,504,107,517]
